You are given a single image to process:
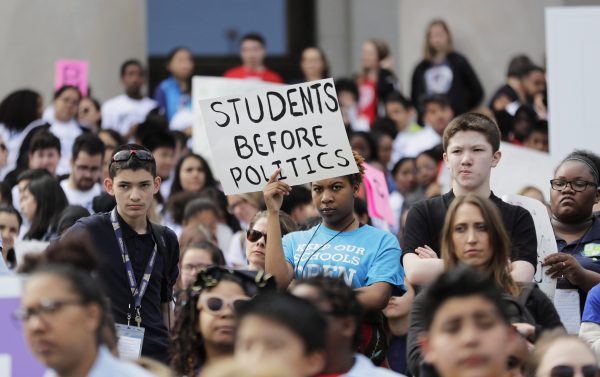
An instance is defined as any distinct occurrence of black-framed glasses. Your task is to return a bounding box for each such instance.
[13,298,84,323]
[110,149,154,167]
[550,179,597,192]
[549,364,600,377]
[182,263,211,273]
[246,229,267,243]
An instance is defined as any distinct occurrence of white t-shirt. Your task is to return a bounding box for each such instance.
[392,125,441,162]
[60,179,102,213]
[46,119,83,176]
[342,354,405,377]
[0,119,47,180]
[101,94,157,137]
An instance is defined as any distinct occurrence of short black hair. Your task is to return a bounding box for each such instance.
[166,47,192,64]
[392,157,416,176]
[353,197,370,225]
[385,91,412,109]
[334,78,359,101]
[240,32,265,47]
[56,205,90,236]
[134,109,169,142]
[420,94,451,114]
[29,129,61,155]
[420,265,510,330]
[372,118,397,139]
[183,198,220,223]
[16,168,51,184]
[108,143,156,179]
[507,55,534,78]
[120,59,143,77]
[98,129,125,149]
[141,128,176,153]
[236,292,327,354]
[185,240,226,266]
[295,276,364,347]
[72,133,105,161]
[281,186,312,215]
[528,120,548,136]
[523,65,545,77]
[54,85,81,100]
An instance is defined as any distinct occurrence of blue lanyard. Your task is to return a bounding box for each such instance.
[111,208,158,313]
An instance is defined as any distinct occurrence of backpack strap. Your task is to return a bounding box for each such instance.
[149,222,171,302]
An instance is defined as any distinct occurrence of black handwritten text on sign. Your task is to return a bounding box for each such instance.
[199,78,358,194]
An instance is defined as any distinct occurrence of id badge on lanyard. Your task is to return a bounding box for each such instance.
[115,324,145,360]
[111,208,157,358]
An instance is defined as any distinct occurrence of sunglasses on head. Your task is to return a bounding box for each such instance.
[110,149,154,166]
[550,365,600,377]
[246,229,267,243]
[199,293,249,314]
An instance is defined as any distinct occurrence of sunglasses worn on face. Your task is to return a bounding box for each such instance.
[199,294,249,314]
[550,365,600,377]
[246,229,267,243]
[110,149,154,166]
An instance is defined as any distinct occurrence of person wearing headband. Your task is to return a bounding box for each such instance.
[62,144,180,363]
[543,150,600,312]
[170,266,275,376]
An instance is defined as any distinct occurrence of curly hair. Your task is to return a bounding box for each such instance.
[170,268,275,376]
[170,273,244,376]
[346,149,365,187]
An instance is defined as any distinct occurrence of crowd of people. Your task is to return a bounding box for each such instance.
[0,19,595,377]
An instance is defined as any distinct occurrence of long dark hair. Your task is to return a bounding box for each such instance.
[24,175,68,240]
[0,204,21,268]
[170,153,216,197]
[0,89,41,132]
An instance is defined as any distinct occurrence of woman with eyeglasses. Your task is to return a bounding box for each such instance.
[18,263,153,377]
[524,329,598,377]
[180,241,226,289]
[543,150,600,308]
[245,210,297,271]
[170,266,275,376]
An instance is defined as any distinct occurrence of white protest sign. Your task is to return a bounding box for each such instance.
[502,194,557,301]
[192,76,282,174]
[198,78,358,194]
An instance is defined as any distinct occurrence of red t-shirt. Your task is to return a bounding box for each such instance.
[223,65,284,83]
[358,79,377,126]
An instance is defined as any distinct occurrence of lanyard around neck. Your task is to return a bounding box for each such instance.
[111,208,158,310]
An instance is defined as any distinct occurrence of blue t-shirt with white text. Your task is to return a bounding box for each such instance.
[282,223,403,289]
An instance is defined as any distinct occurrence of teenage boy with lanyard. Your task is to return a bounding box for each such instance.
[402,113,537,286]
[62,144,179,363]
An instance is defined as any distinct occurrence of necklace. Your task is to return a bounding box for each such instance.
[294,217,357,277]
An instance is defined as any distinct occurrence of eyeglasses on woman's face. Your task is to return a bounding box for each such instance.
[550,179,597,192]
[14,298,84,324]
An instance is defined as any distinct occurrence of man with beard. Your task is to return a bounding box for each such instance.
[60,134,104,212]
